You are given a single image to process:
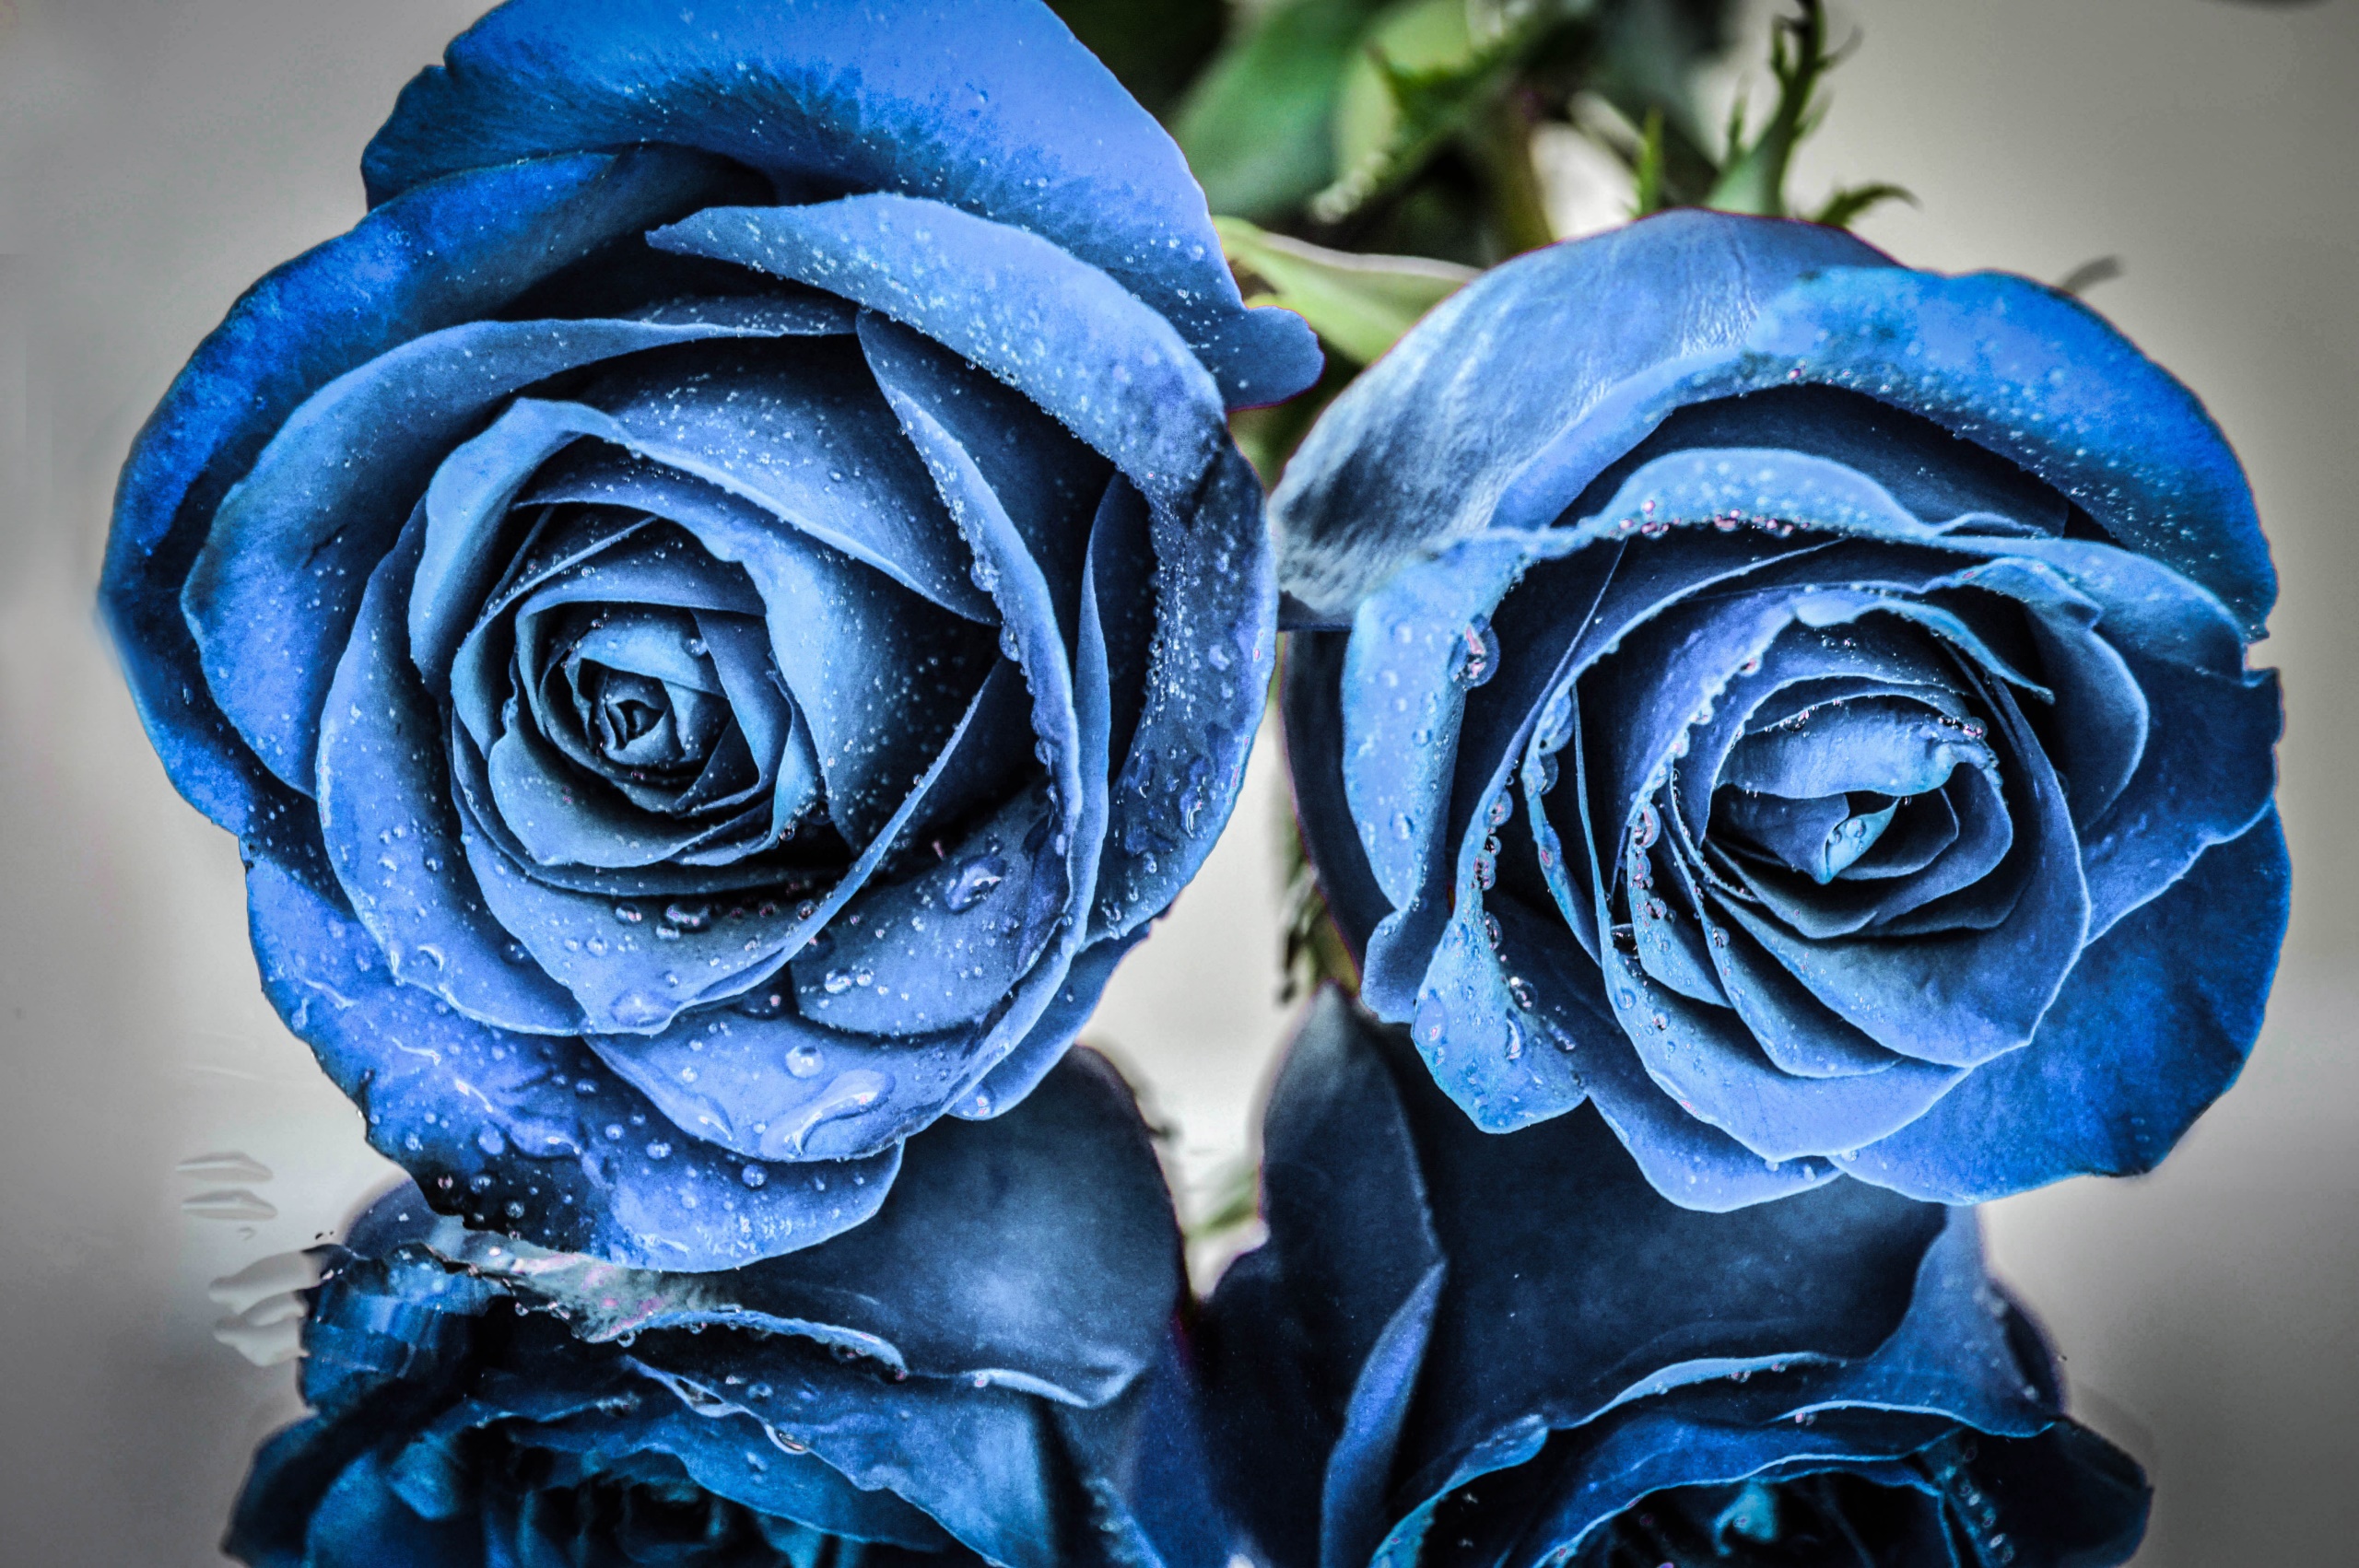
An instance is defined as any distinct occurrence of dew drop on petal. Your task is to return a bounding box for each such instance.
[1414,993,1449,1049]
[1449,615,1499,688]
[945,853,1008,913]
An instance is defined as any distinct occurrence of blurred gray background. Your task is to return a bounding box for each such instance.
[1,1,2353,1562]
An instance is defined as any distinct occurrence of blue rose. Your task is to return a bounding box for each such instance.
[228,1051,1224,1568]
[1200,991,2152,1568]
[100,0,1320,1268]
[1277,210,2285,1208]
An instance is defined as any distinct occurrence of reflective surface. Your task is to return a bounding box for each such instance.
[2,1,2355,1563]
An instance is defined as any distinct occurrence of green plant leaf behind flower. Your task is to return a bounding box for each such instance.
[1047,0,1231,116]
[1215,216,1474,365]
[1176,0,1386,220]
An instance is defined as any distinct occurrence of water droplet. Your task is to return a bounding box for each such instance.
[613,903,644,925]
[476,1127,506,1155]
[1392,812,1415,841]
[945,853,1008,913]
[740,1164,769,1188]
[1507,975,1537,1011]
[1629,800,1661,850]
[663,901,711,931]
[785,1044,825,1079]
[1485,792,1513,828]
[770,1070,892,1159]
[646,1141,672,1160]
[609,991,666,1029]
[822,970,854,995]
[1449,615,1499,688]
[1414,994,1449,1048]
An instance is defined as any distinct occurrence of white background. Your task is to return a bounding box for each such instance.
[0,2,2353,1562]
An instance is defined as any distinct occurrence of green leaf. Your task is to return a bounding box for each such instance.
[1183,1154,1262,1244]
[1175,0,1388,220]
[1704,0,1837,216]
[1046,0,1229,116]
[1310,0,1554,228]
[2056,255,2125,297]
[1215,216,1474,365]
[1809,180,1914,229]
[1330,0,1481,182]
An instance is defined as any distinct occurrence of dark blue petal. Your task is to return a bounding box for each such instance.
[853,310,1109,633]
[244,857,901,1269]
[957,928,1149,1119]
[1281,631,1395,965]
[102,145,742,837]
[1733,266,2274,637]
[1839,810,2288,1202]
[487,1381,951,1549]
[472,634,1005,1036]
[576,334,992,619]
[1089,447,1274,944]
[1121,1335,1241,1568]
[1490,899,1837,1210]
[2074,648,2279,938]
[652,197,1227,512]
[1596,936,1966,1169]
[186,308,821,795]
[1215,995,1951,1555]
[1686,906,1903,1079]
[662,1048,1175,1405]
[1201,989,1444,1568]
[361,0,1318,405]
[1716,674,2091,1071]
[317,509,583,1035]
[521,1068,1177,1568]
[1320,1267,1445,1568]
[1339,534,1531,997]
[1573,382,2071,537]
[1272,212,1892,617]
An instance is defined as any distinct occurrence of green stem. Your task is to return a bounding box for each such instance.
[1468,92,1556,255]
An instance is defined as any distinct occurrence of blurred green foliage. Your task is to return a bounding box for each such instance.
[1168,0,1738,267]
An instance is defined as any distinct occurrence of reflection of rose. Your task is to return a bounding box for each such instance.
[229,1053,1204,1568]
[101,0,1318,1267]
[1202,992,2151,1568]
[1280,211,2284,1208]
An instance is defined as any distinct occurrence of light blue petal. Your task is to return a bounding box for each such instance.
[104,146,742,837]
[361,0,1319,405]
[244,857,901,1270]
[1838,811,2288,1202]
